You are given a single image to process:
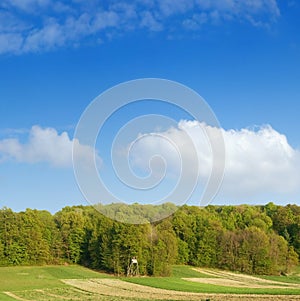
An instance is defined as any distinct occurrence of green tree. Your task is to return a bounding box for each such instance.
[151,220,178,276]
[55,207,85,263]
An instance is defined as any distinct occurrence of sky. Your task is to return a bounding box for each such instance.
[0,0,300,213]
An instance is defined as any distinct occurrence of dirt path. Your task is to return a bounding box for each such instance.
[193,268,300,288]
[184,277,300,289]
[3,292,30,301]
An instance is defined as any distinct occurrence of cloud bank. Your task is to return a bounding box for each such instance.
[0,0,280,54]
[128,121,300,200]
[0,125,100,168]
[1,122,298,203]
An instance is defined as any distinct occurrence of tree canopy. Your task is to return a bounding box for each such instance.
[0,203,298,276]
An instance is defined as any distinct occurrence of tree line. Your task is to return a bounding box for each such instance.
[0,203,299,276]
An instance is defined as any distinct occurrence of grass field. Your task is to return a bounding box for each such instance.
[0,265,111,301]
[0,265,299,301]
[125,266,300,295]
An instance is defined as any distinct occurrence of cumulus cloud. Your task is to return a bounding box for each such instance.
[0,125,101,168]
[128,121,212,179]
[222,125,300,196]
[127,121,300,199]
[0,0,281,54]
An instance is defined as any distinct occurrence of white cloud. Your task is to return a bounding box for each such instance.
[0,0,281,54]
[183,0,280,29]
[0,125,101,168]
[0,33,23,54]
[127,121,300,200]
[140,11,162,31]
[92,11,120,32]
[23,21,65,52]
[195,0,280,16]
[2,0,50,12]
[222,125,300,196]
[158,0,194,16]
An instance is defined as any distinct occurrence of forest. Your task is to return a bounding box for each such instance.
[0,203,299,276]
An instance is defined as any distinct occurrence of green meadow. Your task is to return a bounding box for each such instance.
[0,265,299,301]
[0,265,109,301]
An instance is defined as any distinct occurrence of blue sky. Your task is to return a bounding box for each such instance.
[0,0,300,213]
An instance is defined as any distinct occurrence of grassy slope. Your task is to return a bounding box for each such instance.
[124,265,300,295]
[0,265,110,300]
[171,265,212,278]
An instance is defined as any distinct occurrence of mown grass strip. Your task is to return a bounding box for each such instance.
[124,276,300,295]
